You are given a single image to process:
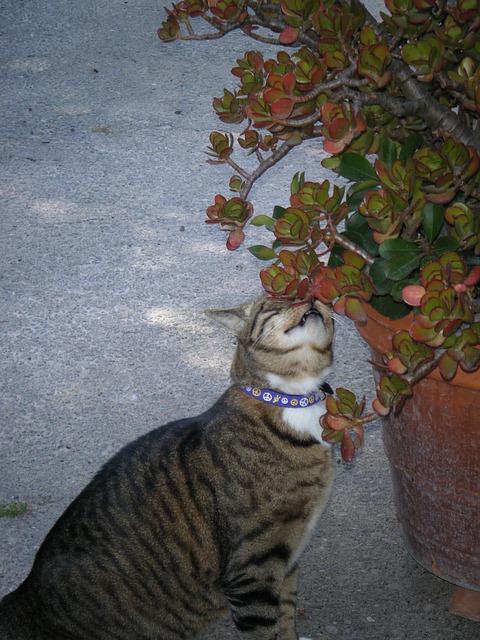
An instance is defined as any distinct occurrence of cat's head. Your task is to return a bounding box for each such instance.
[206,297,334,394]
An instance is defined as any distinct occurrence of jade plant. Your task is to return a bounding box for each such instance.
[158,0,480,462]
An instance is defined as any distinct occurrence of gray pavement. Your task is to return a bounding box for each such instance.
[0,1,478,638]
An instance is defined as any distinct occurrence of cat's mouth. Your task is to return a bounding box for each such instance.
[299,308,323,325]
[286,307,324,333]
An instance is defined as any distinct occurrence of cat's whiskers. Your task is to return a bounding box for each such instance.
[330,314,352,332]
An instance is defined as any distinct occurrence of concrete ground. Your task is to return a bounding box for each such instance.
[0,1,478,638]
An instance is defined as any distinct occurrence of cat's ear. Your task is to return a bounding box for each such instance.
[205,302,253,336]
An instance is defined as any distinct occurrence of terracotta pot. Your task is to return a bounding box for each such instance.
[356,304,480,621]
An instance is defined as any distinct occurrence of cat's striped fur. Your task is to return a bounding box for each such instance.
[0,297,334,640]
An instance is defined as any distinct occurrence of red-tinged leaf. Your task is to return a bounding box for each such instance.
[296,277,312,300]
[410,321,444,346]
[464,265,480,287]
[226,228,245,251]
[425,189,456,204]
[326,415,351,431]
[332,296,347,316]
[264,88,285,104]
[279,26,299,44]
[253,53,263,69]
[354,111,367,133]
[271,97,294,120]
[345,296,367,324]
[321,427,343,444]
[352,425,364,449]
[323,138,350,154]
[325,394,339,415]
[328,119,349,140]
[284,278,300,298]
[412,313,432,329]
[460,347,480,372]
[356,395,367,418]
[373,397,390,416]
[271,272,287,292]
[387,357,408,375]
[282,72,296,96]
[443,318,464,337]
[295,251,316,275]
[314,277,339,302]
[439,352,458,381]
[336,388,357,413]
[402,284,426,306]
[279,250,296,269]
[342,251,366,270]
[340,431,356,463]
[393,395,408,414]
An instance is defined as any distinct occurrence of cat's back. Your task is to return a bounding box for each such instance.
[0,399,229,640]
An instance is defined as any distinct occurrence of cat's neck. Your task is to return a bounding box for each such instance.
[232,369,333,447]
[265,370,332,396]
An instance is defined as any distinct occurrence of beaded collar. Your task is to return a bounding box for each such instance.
[240,382,333,409]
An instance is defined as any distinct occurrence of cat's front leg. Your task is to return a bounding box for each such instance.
[278,566,300,640]
[224,588,281,639]
[223,563,309,640]
[222,567,284,640]
[278,566,314,640]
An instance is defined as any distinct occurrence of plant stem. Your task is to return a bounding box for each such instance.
[405,351,443,388]
[239,139,295,200]
[327,231,376,266]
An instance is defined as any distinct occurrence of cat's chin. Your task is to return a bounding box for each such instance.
[282,314,331,351]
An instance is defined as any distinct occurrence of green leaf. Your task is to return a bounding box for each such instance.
[433,236,459,256]
[346,180,379,210]
[346,211,369,233]
[247,245,277,261]
[399,133,423,165]
[342,230,379,259]
[378,133,397,167]
[345,213,380,256]
[328,243,345,268]
[338,153,378,183]
[369,294,411,320]
[384,253,422,281]
[369,259,396,296]
[464,254,480,266]
[250,215,275,231]
[379,238,418,260]
[421,202,444,243]
[285,130,303,147]
[291,172,305,195]
[272,205,286,220]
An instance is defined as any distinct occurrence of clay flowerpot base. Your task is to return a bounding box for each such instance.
[355,304,480,621]
[450,586,480,622]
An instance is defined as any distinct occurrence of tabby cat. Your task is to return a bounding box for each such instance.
[0,296,335,640]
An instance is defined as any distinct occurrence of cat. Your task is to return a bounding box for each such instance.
[0,296,335,640]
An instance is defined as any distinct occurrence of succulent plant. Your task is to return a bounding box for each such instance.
[159,0,480,461]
